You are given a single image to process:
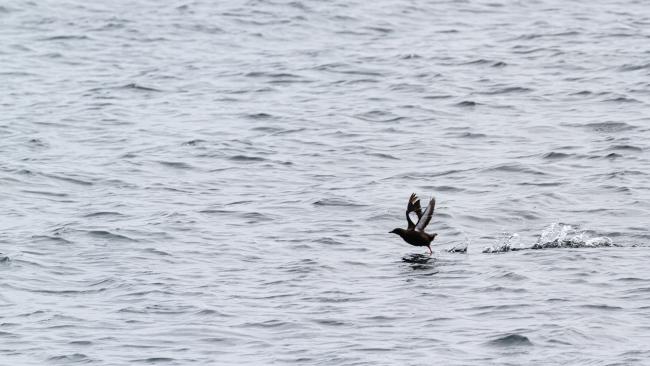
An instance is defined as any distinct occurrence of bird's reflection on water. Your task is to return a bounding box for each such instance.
[402,253,432,264]
[402,253,437,271]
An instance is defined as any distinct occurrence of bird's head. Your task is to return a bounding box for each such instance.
[389,228,404,235]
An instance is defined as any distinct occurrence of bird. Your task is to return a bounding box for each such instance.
[390,193,437,255]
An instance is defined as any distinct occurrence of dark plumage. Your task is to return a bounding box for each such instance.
[390,193,437,255]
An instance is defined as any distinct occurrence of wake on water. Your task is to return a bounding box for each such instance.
[482,223,616,254]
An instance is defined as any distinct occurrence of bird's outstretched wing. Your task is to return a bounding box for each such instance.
[415,197,435,232]
[406,193,423,229]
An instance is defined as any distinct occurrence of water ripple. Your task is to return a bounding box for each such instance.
[3,0,650,365]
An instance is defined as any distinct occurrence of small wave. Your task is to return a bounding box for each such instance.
[542,152,572,160]
[42,173,93,186]
[315,63,384,77]
[461,58,493,65]
[456,132,487,138]
[314,237,344,245]
[390,168,473,180]
[158,161,194,169]
[494,271,529,281]
[229,155,266,162]
[33,287,108,295]
[609,144,643,152]
[354,110,405,123]
[183,24,224,34]
[182,139,206,146]
[143,248,170,256]
[0,70,35,77]
[240,211,273,224]
[479,86,533,95]
[251,126,284,133]
[226,200,253,206]
[579,121,636,133]
[570,90,592,96]
[83,211,124,218]
[313,198,366,207]
[513,31,579,40]
[455,100,479,107]
[246,72,311,84]
[131,357,175,363]
[313,318,347,326]
[487,334,533,347]
[196,309,225,316]
[247,112,273,119]
[271,127,306,136]
[579,304,622,311]
[364,26,393,34]
[423,94,453,99]
[518,181,564,187]
[68,340,92,345]
[421,185,464,192]
[48,353,91,362]
[120,304,193,315]
[27,138,48,147]
[511,46,546,54]
[87,230,135,242]
[245,71,301,79]
[199,209,233,215]
[603,96,640,103]
[241,319,293,329]
[602,152,623,159]
[119,83,162,92]
[41,35,90,41]
[281,258,334,275]
[22,190,68,197]
[324,130,361,138]
[366,152,399,160]
[483,163,546,176]
[0,330,17,338]
[619,63,650,72]
[31,235,73,244]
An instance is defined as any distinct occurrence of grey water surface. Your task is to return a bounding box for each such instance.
[2,0,650,364]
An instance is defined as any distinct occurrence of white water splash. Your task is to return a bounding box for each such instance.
[447,235,470,253]
[447,242,469,253]
[483,224,616,253]
[532,223,615,249]
[483,232,523,253]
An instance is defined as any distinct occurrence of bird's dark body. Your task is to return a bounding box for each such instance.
[390,193,438,255]
[391,228,436,247]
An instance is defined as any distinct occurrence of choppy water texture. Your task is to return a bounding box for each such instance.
[2,0,650,364]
